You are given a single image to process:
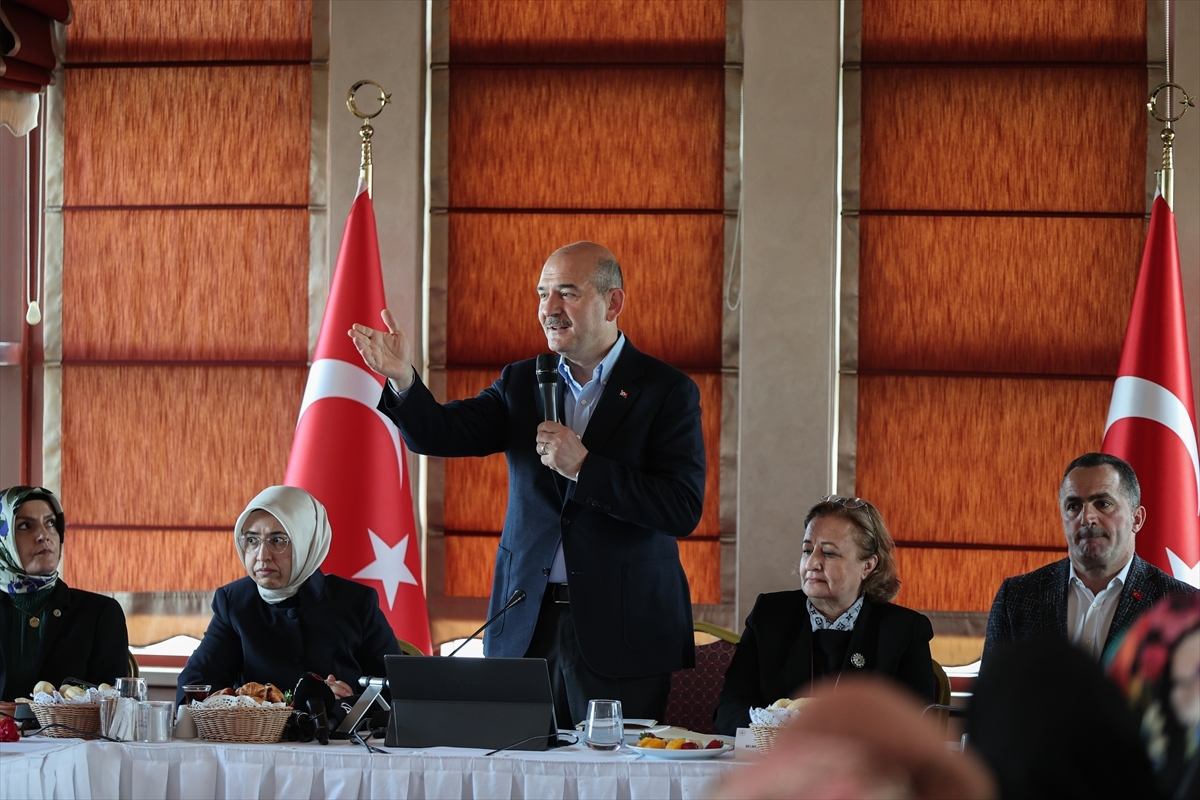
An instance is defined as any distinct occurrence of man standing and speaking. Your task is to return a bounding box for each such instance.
[348,241,705,725]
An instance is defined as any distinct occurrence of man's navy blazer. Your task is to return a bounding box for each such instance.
[380,339,705,678]
[982,554,1198,664]
[176,570,400,703]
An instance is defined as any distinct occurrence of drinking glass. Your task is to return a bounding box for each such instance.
[182,684,212,704]
[115,677,147,701]
[584,699,623,751]
[137,701,175,742]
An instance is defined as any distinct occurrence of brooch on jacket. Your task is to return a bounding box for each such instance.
[851,652,865,668]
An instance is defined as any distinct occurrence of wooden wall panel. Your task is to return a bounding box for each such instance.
[856,375,1112,547]
[63,530,243,593]
[450,0,725,63]
[446,213,723,369]
[445,534,500,598]
[859,66,1144,212]
[679,539,720,605]
[62,210,308,361]
[68,0,312,63]
[59,366,306,533]
[63,66,311,207]
[892,547,1063,612]
[858,216,1141,374]
[448,68,723,210]
[861,0,1143,63]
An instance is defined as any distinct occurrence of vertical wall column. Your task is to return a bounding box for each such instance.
[738,0,842,622]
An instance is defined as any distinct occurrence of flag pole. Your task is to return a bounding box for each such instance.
[1147,82,1194,209]
[347,80,393,199]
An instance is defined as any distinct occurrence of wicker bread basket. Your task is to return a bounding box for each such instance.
[190,705,292,743]
[750,723,782,754]
[30,703,102,739]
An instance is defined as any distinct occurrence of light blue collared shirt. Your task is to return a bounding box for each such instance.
[548,333,625,583]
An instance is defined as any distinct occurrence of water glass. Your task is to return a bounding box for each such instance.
[138,701,175,742]
[584,699,623,751]
[100,696,138,741]
[115,677,147,701]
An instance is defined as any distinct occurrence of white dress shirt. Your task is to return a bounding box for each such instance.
[1066,556,1133,660]
[547,334,626,584]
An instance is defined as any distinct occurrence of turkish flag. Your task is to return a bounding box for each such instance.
[284,186,433,652]
[1102,194,1200,588]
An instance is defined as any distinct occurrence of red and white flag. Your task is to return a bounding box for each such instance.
[1102,194,1200,587]
[285,185,433,652]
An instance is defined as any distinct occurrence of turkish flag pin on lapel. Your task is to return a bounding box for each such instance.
[619,390,628,399]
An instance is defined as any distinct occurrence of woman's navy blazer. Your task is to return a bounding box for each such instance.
[176,569,400,703]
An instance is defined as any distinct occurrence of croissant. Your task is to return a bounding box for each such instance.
[264,683,285,704]
[211,687,235,698]
[236,682,268,701]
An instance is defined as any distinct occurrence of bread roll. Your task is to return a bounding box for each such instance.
[264,684,285,704]
[32,681,55,696]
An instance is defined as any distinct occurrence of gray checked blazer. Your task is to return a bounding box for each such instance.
[982,554,1198,665]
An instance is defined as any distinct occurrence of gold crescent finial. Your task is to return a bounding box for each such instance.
[1147,83,1193,209]
[347,81,392,198]
[347,80,392,120]
[1147,82,1194,124]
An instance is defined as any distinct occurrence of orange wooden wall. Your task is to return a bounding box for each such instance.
[855,0,1145,611]
[58,0,313,592]
[440,0,726,603]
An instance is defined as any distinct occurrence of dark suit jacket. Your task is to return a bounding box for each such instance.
[982,554,1198,664]
[380,339,705,678]
[176,570,400,703]
[0,580,129,700]
[714,591,936,735]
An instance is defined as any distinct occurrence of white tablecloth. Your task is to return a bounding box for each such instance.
[1,738,745,799]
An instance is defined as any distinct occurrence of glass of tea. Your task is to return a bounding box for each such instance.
[182,684,212,704]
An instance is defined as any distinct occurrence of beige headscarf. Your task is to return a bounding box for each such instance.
[234,486,332,604]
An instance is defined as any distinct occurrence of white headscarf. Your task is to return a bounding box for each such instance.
[234,486,332,604]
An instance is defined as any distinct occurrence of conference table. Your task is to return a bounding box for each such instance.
[0,736,747,799]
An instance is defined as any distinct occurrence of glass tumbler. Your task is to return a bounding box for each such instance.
[137,701,175,742]
[584,699,623,751]
[115,677,147,702]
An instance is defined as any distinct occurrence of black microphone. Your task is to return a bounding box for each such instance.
[445,590,526,657]
[535,353,562,424]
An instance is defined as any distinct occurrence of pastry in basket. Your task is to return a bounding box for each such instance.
[714,496,938,735]
[0,486,130,702]
[210,687,236,698]
[173,487,401,707]
[236,682,268,701]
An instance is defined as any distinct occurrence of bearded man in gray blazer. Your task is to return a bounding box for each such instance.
[983,452,1197,664]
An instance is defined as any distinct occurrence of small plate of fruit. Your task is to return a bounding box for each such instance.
[631,730,733,759]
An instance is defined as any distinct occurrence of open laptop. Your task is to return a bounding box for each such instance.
[383,655,560,750]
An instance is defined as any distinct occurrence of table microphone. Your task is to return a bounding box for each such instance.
[535,353,562,424]
[445,590,526,657]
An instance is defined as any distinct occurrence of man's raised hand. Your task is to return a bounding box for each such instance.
[348,308,414,391]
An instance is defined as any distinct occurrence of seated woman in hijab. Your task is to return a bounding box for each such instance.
[177,486,401,703]
[0,486,130,700]
[714,496,936,735]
